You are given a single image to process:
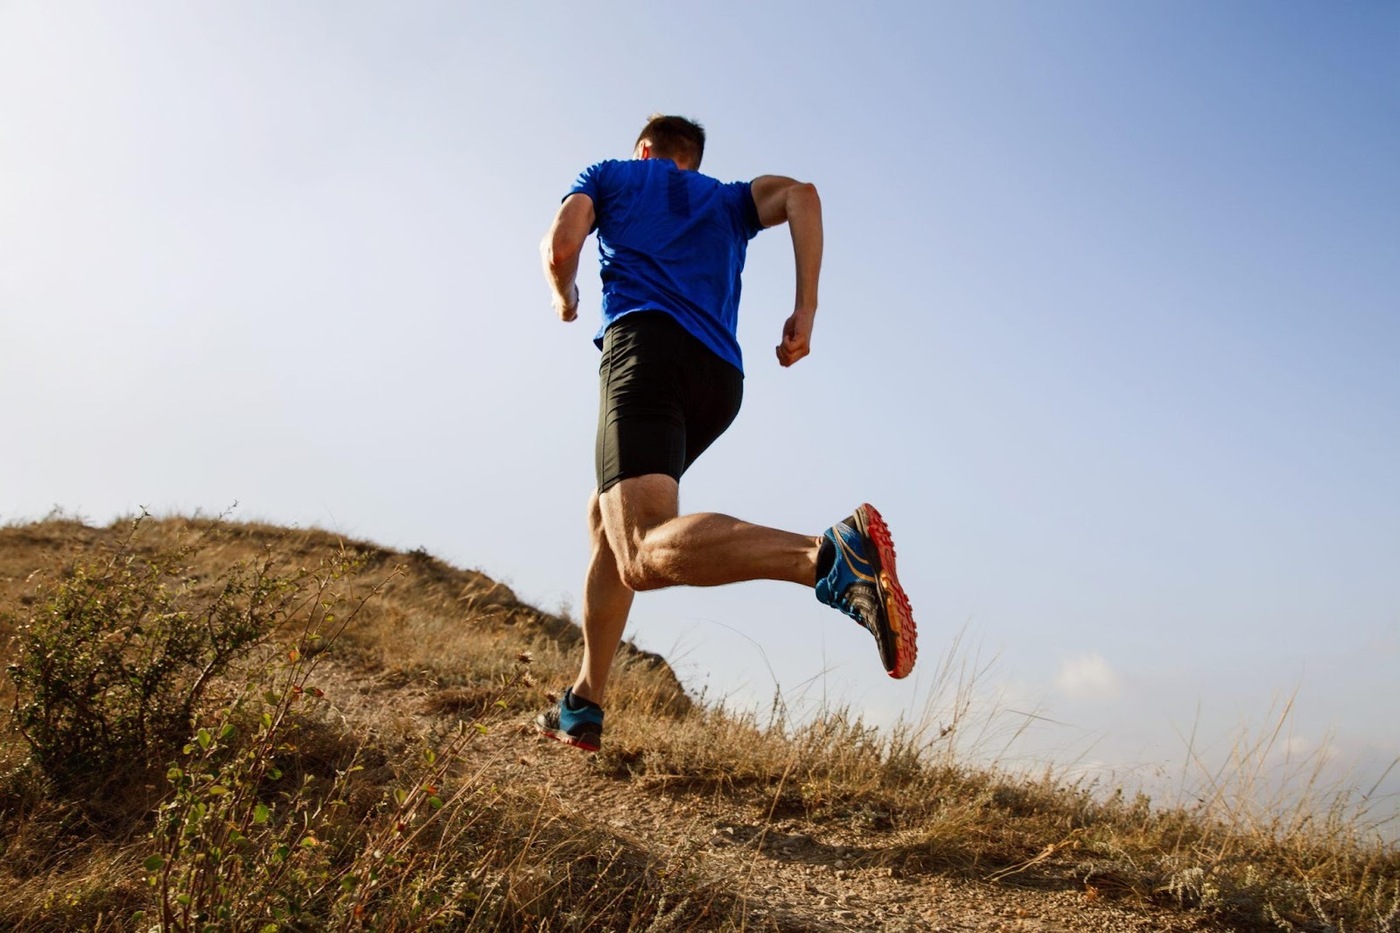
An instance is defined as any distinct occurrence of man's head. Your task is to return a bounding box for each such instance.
[634,114,705,170]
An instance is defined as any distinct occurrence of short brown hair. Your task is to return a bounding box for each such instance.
[635,114,706,168]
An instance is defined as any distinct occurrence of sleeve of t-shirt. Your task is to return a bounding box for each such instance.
[567,160,610,203]
[723,180,763,240]
[566,161,610,232]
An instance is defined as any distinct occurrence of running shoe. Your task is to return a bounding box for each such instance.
[534,687,604,752]
[815,503,917,679]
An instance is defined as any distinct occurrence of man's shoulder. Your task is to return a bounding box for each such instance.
[571,158,627,190]
[570,158,648,195]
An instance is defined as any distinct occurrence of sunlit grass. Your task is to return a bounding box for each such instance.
[0,515,1395,931]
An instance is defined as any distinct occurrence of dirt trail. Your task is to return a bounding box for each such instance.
[316,646,1225,933]
[503,731,1216,933]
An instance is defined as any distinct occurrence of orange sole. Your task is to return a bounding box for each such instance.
[537,727,600,753]
[860,503,917,679]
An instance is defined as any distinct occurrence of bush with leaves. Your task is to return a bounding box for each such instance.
[5,514,320,790]
[143,651,532,932]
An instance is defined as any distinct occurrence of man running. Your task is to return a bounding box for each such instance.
[535,115,916,752]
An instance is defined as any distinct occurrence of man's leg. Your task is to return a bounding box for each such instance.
[547,476,916,750]
[571,490,635,706]
[598,474,918,680]
[600,473,821,592]
[571,473,820,707]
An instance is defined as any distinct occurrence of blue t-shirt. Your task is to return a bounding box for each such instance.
[567,158,763,373]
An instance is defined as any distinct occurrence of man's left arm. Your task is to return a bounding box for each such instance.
[540,193,595,322]
[750,175,823,367]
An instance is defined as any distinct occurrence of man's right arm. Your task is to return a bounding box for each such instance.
[750,175,823,367]
[540,193,596,322]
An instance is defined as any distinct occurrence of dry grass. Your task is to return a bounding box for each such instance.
[0,515,1395,931]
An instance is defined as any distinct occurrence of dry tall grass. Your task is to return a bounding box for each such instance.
[0,515,1395,931]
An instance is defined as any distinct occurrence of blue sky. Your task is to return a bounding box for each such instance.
[2,1,1396,822]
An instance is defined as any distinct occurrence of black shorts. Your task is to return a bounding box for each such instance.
[596,311,744,493]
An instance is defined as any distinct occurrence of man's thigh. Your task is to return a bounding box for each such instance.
[599,474,679,564]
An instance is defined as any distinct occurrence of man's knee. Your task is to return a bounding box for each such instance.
[602,527,667,591]
[616,552,668,592]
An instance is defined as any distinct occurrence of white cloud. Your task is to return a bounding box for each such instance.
[1281,735,1313,757]
[1278,735,1340,764]
[1055,654,1124,700]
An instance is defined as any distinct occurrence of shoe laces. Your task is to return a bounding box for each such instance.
[836,580,880,632]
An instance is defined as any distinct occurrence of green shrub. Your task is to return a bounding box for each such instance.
[5,515,315,791]
[144,658,530,931]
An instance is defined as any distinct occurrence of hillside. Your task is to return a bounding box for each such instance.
[0,516,1394,931]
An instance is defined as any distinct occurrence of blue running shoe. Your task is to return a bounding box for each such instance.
[815,503,917,679]
[534,687,604,752]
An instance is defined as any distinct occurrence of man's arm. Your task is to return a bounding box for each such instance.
[540,193,596,322]
[750,175,823,367]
